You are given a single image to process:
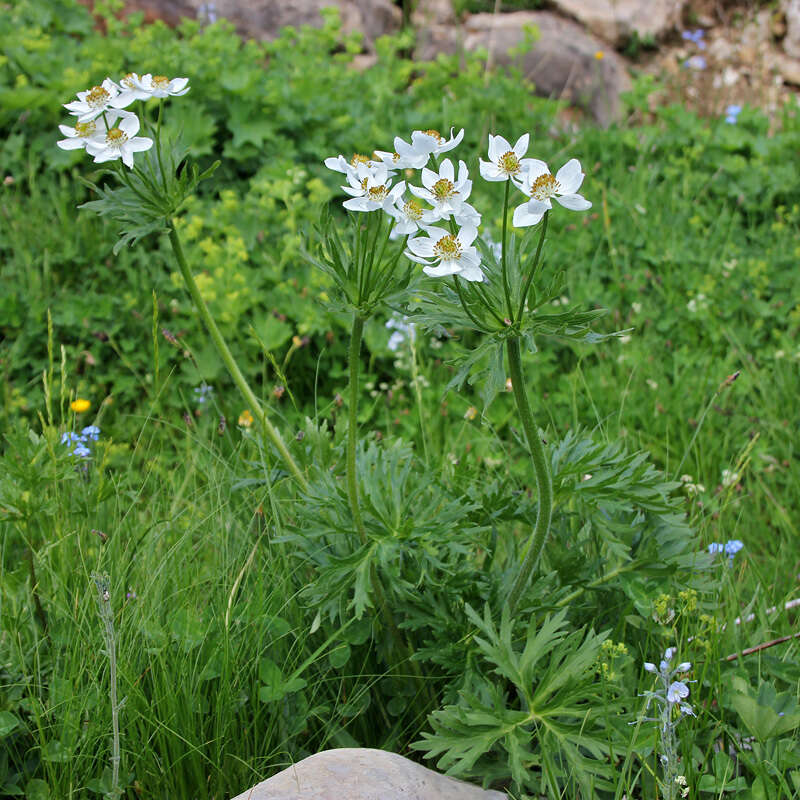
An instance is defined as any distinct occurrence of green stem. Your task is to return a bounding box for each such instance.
[516,210,548,322]
[347,313,367,542]
[501,179,513,319]
[505,336,553,613]
[168,225,308,490]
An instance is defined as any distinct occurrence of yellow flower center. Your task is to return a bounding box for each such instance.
[498,150,521,176]
[86,86,110,109]
[74,120,97,137]
[432,178,457,202]
[121,73,137,88]
[367,184,388,202]
[105,127,129,148]
[433,234,462,261]
[351,153,371,168]
[403,200,423,220]
[530,173,559,201]
[152,75,170,89]
[422,129,444,144]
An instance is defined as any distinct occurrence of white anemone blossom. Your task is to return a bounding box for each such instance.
[409,159,472,221]
[63,78,122,122]
[385,195,436,238]
[394,127,464,167]
[341,163,405,212]
[132,73,190,99]
[405,225,483,282]
[512,158,591,227]
[324,152,383,177]
[56,109,126,152]
[479,133,530,182]
[84,112,154,168]
[111,72,154,107]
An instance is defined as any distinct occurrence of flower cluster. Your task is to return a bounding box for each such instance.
[57,73,189,168]
[61,425,101,459]
[708,539,744,563]
[724,104,742,124]
[643,647,695,718]
[325,128,591,285]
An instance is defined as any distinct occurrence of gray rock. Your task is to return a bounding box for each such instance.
[412,0,457,27]
[549,0,686,45]
[229,748,507,800]
[784,0,800,59]
[120,0,401,49]
[418,11,630,125]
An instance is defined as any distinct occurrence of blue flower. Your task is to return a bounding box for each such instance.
[61,431,82,445]
[708,542,724,555]
[81,425,101,441]
[72,443,91,459]
[724,104,742,124]
[682,29,706,49]
[684,55,707,70]
[193,383,213,404]
[724,539,744,557]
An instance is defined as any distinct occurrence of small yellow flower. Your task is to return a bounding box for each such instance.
[595,50,605,60]
[71,398,91,413]
[464,406,478,421]
[238,409,254,428]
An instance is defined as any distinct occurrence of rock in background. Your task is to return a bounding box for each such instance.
[229,748,508,800]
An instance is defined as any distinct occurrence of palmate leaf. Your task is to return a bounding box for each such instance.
[413,604,616,795]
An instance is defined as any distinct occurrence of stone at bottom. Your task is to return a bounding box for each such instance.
[229,748,508,800]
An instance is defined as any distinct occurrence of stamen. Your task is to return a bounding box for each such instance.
[86,86,110,109]
[432,178,457,202]
[433,234,462,261]
[152,75,170,89]
[423,129,444,144]
[105,128,129,149]
[367,185,388,202]
[530,173,559,201]
[74,120,97,138]
[121,73,136,89]
[498,151,521,176]
[403,200,423,221]
[351,153,371,167]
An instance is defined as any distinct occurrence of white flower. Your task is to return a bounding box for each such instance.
[56,110,126,152]
[667,681,690,704]
[84,112,154,169]
[479,133,530,181]
[675,662,692,673]
[453,201,482,228]
[324,152,383,177]
[341,163,405,212]
[109,72,153,107]
[63,78,122,122]
[385,195,435,237]
[386,316,416,351]
[409,158,472,221]
[405,224,483,282]
[512,158,591,227]
[373,148,420,171]
[721,468,740,487]
[394,127,464,167]
[644,662,657,673]
[131,73,190,99]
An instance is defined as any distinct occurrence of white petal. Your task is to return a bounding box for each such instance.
[458,226,478,247]
[57,138,86,150]
[479,159,504,181]
[439,159,454,182]
[127,136,153,153]
[409,185,433,203]
[420,167,437,190]
[556,193,592,211]
[343,197,372,211]
[488,134,510,162]
[405,250,433,265]
[324,155,347,173]
[170,77,189,93]
[118,114,140,136]
[527,198,552,214]
[92,150,119,163]
[512,203,544,228]
[520,158,549,179]
[121,147,134,168]
[406,237,436,257]
[555,159,584,194]
[458,260,485,282]
[341,185,362,197]
[513,133,530,159]
[423,262,459,278]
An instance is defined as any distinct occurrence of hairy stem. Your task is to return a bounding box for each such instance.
[505,336,553,613]
[347,313,367,542]
[168,225,308,490]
